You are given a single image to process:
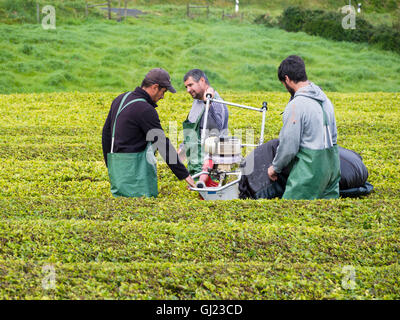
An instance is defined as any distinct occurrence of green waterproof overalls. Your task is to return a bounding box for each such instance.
[107,92,158,198]
[282,96,341,200]
[182,107,205,176]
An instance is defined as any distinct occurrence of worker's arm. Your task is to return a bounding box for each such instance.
[101,107,112,167]
[203,88,228,132]
[185,175,196,187]
[140,108,190,181]
[271,102,302,174]
[209,100,228,131]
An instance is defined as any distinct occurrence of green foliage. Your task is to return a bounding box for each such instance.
[366,0,399,12]
[0,91,399,298]
[253,13,278,27]
[370,24,400,53]
[0,0,102,24]
[303,11,374,43]
[134,0,399,12]
[1,17,400,94]
[393,8,400,31]
[21,44,34,55]
[279,6,400,54]
[278,6,309,32]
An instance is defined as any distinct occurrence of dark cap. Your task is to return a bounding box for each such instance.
[144,68,176,93]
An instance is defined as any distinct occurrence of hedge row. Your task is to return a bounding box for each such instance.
[1,92,399,299]
[1,219,399,265]
[256,6,400,54]
[1,260,399,299]
[1,197,400,230]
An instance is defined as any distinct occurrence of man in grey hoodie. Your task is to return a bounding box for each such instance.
[267,55,341,200]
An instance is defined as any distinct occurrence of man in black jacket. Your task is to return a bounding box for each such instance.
[102,68,195,196]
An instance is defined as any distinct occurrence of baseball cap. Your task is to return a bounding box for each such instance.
[144,68,176,93]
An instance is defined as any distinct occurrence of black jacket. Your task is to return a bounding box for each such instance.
[102,87,189,180]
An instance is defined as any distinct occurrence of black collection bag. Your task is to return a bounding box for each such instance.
[239,140,374,199]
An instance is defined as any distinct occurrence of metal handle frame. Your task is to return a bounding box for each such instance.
[190,171,242,192]
[201,97,267,146]
[191,98,267,193]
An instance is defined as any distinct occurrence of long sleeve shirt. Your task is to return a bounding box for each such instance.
[272,82,338,173]
[102,87,190,180]
[188,91,229,134]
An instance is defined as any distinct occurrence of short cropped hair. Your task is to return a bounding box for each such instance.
[278,55,308,83]
[141,78,154,88]
[183,69,210,84]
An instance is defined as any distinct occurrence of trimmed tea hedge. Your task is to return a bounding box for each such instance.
[0,92,399,299]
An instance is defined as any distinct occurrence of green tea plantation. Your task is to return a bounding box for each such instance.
[0,91,399,299]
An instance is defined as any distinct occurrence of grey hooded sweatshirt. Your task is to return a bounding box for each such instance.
[272,82,338,173]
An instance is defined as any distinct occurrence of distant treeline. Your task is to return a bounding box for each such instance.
[136,0,399,12]
[256,6,400,54]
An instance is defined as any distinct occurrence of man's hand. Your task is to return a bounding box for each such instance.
[268,165,278,181]
[185,175,196,188]
[203,87,215,101]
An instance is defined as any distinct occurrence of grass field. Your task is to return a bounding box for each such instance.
[0,91,399,299]
[1,6,400,94]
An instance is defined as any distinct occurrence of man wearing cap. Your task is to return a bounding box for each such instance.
[102,68,195,198]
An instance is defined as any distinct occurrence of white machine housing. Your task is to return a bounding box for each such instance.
[190,97,267,200]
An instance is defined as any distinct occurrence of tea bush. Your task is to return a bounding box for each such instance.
[0,91,399,299]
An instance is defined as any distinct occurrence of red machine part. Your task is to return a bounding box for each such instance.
[199,159,219,188]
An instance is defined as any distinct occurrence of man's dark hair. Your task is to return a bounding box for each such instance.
[141,78,154,88]
[183,69,210,84]
[278,55,308,83]
[140,79,166,92]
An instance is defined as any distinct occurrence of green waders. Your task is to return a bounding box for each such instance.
[182,108,205,176]
[107,93,158,198]
[282,98,341,200]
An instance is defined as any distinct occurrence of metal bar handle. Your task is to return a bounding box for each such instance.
[210,98,263,112]
[259,102,268,145]
[189,172,242,192]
